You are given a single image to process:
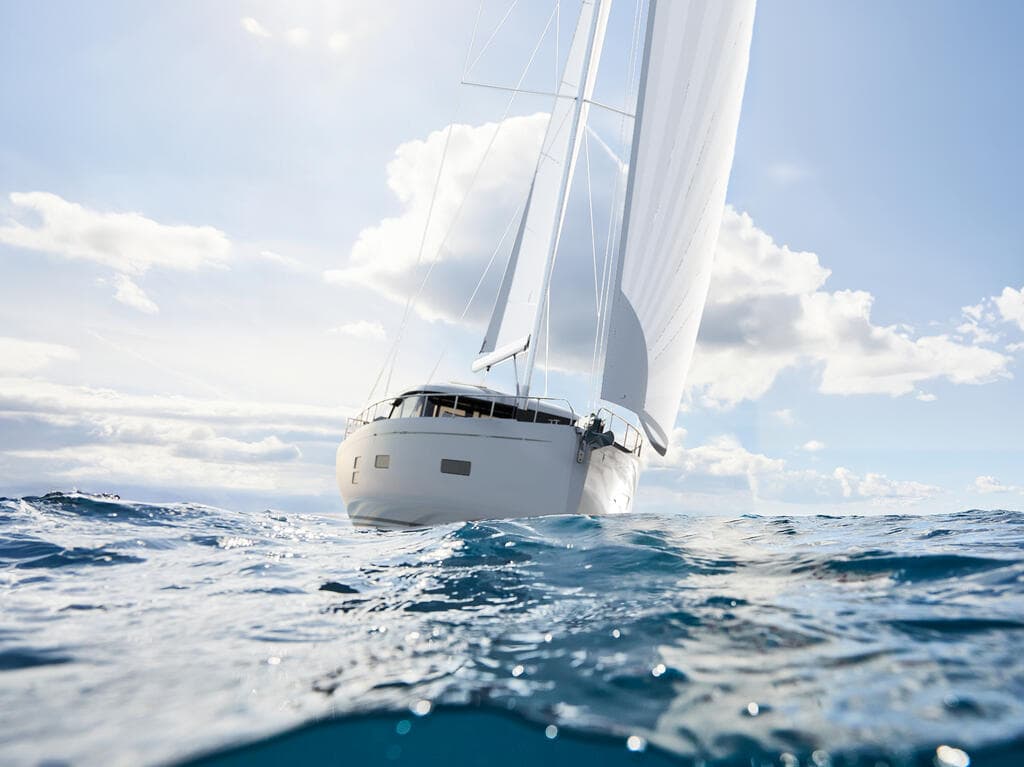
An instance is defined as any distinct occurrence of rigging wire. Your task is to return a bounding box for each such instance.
[463,0,488,79]
[371,1,560,401]
[466,0,523,77]
[587,0,644,412]
[377,96,461,399]
[544,284,550,396]
[542,0,560,401]
[584,128,600,313]
[425,202,524,385]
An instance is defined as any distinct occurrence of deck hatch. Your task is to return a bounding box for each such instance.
[440,459,471,476]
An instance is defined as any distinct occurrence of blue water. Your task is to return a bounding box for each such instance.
[2,492,1023,766]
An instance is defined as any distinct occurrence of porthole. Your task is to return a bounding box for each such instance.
[351,471,359,484]
[375,454,390,469]
[440,459,471,476]
[353,456,360,469]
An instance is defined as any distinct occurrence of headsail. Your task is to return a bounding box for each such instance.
[600,0,756,454]
[478,0,612,394]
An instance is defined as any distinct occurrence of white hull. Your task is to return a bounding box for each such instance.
[336,417,639,528]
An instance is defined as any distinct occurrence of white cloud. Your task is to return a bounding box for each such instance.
[0,191,231,311]
[329,320,386,342]
[994,286,1024,331]
[286,27,311,47]
[801,440,825,452]
[113,274,159,314]
[0,338,78,374]
[9,443,316,493]
[0,192,230,276]
[689,209,1011,407]
[973,475,1022,495]
[843,469,940,504]
[176,435,300,462]
[0,377,340,494]
[0,377,346,435]
[325,116,1012,411]
[325,114,547,322]
[240,17,271,38]
[257,249,303,270]
[648,430,785,477]
[646,427,939,507]
[1007,342,1024,353]
[915,392,937,402]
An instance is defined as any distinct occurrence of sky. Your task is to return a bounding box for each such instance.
[1,0,1022,516]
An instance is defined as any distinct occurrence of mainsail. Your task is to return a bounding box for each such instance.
[600,0,756,454]
[477,0,612,393]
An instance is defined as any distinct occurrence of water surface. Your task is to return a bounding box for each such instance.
[1,492,1022,765]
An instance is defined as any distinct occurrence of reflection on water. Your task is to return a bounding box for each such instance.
[1,492,1023,765]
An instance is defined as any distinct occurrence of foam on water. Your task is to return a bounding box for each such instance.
[1,492,1023,765]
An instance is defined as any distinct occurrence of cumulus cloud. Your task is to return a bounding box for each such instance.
[973,475,1022,495]
[689,209,1011,407]
[0,377,340,494]
[0,192,230,275]
[113,274,159,314]
[0,192,231,310]
[327,116,1011,411]
[646,427,939,507]
[329,320,386,341]
[0,377,346,436]
[994,286,1024,331]
[241,17,271,38]
[956,287,1024,351]
[647,429,784,477]
[0,338,78,375]
[325,114,547,322]
[9,444,315,493]
[834,468,939,504]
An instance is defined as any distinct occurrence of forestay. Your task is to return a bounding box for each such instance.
[479,0,611,391]
[600,0,756,455]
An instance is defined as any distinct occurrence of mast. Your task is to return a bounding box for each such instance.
[519,0,611,398]
[475,0,613,397]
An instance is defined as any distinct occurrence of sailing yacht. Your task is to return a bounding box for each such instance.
[338,0,756,527]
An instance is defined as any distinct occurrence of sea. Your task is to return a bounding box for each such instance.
[1,492,1022,766]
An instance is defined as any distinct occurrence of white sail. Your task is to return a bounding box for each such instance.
[478,0,611,394]
[600,0,756,455]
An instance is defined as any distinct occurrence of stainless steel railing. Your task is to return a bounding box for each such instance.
[345,392,578,438]
[344,394,643,456]
[592,407,643,455]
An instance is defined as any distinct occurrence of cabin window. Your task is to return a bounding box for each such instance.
[374,454,390,469]
[440,459,471,476]
[400,397,424,419]
[384,392,573,425]
[352,456,360,469]
[351,471,359,484]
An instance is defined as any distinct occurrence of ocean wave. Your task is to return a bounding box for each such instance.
[0,492,1022,765]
